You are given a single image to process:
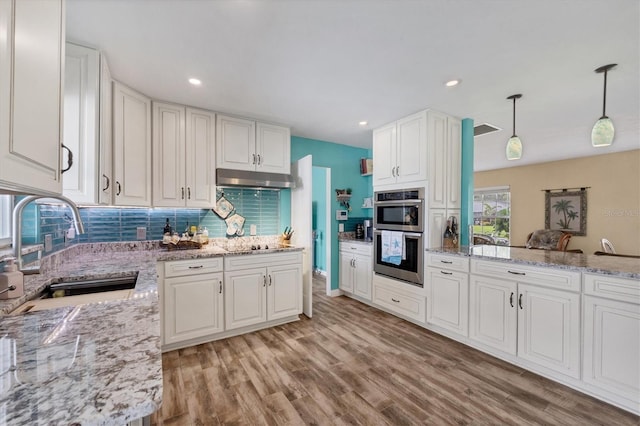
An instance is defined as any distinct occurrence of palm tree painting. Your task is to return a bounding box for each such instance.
[545,190,587,235]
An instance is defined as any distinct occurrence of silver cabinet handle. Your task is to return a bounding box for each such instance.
[188,265,204,269]
[102,174,110,191]
[508,270,526,276]
[219,280,222,294]
[440,271,453,275]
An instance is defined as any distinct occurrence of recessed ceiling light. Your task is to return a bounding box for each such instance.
[359,121,368,126]
[188,78,202,86]
[445,79,461,87]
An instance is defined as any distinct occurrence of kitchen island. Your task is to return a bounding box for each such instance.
[0,241,302,425]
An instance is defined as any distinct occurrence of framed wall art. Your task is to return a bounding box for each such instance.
[545,189,587,236]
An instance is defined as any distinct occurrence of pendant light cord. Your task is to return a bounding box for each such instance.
[512,97,517,137]
[602,69,608,118]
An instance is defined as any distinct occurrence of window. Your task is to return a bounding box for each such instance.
[0,195,11,248]
[473,187,511,245]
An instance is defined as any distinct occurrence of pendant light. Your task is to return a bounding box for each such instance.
[591,63,617,147]
[505,94,523,160]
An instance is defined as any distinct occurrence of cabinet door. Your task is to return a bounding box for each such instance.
[163,272,224,345]
[62,43,100,204]
[426,267,469,336]
[396,111,427,184]
[267,264,302,321]
[0,0,63,195]
[469,275,517,355]
[517,283,580,378]
[339,253,354,293]
[152,102,185,207]
[427,110,448,208]
[427,209,446,249]
[98,54,113,205]
[583,296,640,403]
[353,253,372,300]
[186,108,216,207]
[256,122,290,174]
[447,117,462,209]
[224,268,267,330]
[113,82,151,206]
[216,114,256,171]
[372,123,396,187]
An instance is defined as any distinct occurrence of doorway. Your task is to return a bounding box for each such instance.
[312,166,331,296]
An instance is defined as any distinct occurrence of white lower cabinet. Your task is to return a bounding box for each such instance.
[224,252,302,331]
[426,267,468,336]
[161,258,224,347]
[339,242,372,301]
[469,260,581,379]
[583,273,640,410]
[373,273,426,323]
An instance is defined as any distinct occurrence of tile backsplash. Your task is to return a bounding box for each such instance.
[20,188,281,254]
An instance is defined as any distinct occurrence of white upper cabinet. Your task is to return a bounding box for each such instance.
[0,0,64,195]
[62,42,100,204]
[185,108,216,207]
[428,111,461,209]
[152,102,185,207]
[372,111,427,187]
[153,103,216,208]
[216,114,290,174]
[113,81,152,206]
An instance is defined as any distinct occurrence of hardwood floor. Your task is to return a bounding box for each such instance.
[151,276,639,425]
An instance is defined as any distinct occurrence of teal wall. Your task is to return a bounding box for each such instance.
[461,118,475,246]
[312,167,327,271]
[289,136,373,290]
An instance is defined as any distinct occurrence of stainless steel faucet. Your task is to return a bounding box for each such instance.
[12,195,85,274]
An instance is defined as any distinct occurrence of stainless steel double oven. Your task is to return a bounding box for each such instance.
[373,188,424,287]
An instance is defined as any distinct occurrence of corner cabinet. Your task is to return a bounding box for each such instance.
[224,252,302,331]
[372,111,427,187]
[152,102,216,207]
[216,115,290,174]
[339,241,372,301]
[112,81,152,206]
[0,0,64,195]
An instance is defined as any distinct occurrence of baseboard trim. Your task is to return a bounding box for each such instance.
[329,289,343,297]
[313,269,327,277]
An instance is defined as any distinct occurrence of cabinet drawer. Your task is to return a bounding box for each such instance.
[340,242,372,257]
[224,251,302,271]
[373,282,426,323]
[164,257,223,278]
[584,273,640,304]
[471,259,580,292]
[427,253,469,272]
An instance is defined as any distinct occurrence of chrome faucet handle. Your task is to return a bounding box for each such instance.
[0,285,16,295]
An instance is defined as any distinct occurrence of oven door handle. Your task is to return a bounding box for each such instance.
[402,232,422,238]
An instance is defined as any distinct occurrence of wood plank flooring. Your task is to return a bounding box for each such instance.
[151,277,639,425]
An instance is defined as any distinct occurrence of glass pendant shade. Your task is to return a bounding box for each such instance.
[506,135,523,160]
[591,116,615,147]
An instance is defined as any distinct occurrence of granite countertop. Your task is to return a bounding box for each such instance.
[428,245,640,280]
[338,232,373,245]
[0,239,302,425]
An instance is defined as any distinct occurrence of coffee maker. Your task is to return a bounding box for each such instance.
[363,219,373,241]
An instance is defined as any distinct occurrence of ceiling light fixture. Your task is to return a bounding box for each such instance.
[445,79,460,87]
[505,94,523,161]
[188,78,202,86]
[358,121,368,126]
[591,63,617,147]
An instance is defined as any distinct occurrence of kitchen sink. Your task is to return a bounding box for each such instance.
[42,274,138,298]
[11,274,139,315]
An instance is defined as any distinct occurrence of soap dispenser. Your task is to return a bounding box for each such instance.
[0,257,24,299]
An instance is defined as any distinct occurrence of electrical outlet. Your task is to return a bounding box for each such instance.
[136,227,146,240]
[44,234,52,252]
[250,224,257,236]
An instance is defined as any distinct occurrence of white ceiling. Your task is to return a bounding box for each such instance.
[66,0,640,171]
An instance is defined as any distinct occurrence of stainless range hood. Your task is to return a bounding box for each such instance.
[216,168,295,189]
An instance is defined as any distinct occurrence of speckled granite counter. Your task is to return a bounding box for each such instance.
[338,232,373,245]
[428,245,640,280]
[0,240,302,425]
